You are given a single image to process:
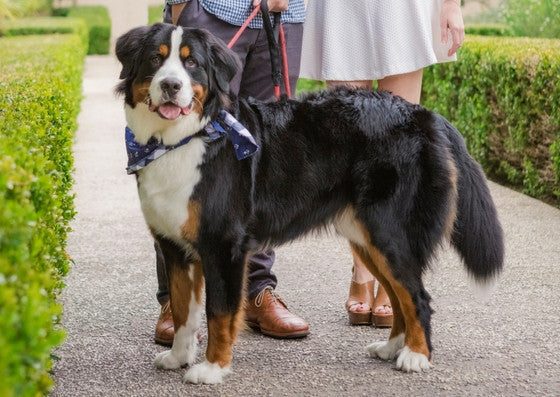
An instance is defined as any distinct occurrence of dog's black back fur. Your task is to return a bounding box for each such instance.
[195,87,503,279]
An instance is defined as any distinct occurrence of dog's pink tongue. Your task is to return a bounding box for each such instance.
[157,104,182,120]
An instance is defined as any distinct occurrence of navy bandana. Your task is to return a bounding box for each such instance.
[125,110,259,174]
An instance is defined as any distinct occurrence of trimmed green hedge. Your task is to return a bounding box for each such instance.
[53,5,110,54]
[0,32,85,396]
[423,35,560,204]
[0,16,88,48]
[66,6,110,54]
[465,24,513,37]
[2,6,110,55]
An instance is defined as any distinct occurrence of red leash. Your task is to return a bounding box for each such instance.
[278,24,291,98]
[226,4,290,99]
[227,5,261,48]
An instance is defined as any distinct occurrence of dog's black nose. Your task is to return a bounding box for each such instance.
[160,77,182,96]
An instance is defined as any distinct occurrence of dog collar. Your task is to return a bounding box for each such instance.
[125,110,259,174]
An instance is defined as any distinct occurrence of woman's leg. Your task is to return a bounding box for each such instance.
[377,69,423,104]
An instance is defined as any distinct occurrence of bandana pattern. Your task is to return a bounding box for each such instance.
[205,110,259,160]
[125,110,259,174]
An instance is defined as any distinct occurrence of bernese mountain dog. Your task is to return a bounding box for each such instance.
[115,23,504,384]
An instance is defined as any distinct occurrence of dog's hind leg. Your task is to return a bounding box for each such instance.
[351,241,432,372]
[183,244,246,384]
[154,238,204,370]
[350,244,405,358]
[350,246,403,354]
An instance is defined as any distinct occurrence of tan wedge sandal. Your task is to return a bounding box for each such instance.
[372,283,393,328]
[345,279,374,325]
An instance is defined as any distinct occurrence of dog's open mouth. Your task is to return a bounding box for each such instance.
[149,101,193,120]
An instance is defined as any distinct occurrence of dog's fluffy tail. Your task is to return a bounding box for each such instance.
[440,116,504,283]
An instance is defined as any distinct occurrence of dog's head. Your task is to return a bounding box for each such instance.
[115,23,239,144]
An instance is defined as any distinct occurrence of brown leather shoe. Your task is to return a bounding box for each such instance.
[154,300,174,346]
[245,286,309,339]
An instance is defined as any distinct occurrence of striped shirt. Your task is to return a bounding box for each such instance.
[165,0,305,27]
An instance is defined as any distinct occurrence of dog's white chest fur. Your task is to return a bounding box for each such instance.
[136,138,206,243]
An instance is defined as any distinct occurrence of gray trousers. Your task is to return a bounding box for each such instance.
[156,0,304,303]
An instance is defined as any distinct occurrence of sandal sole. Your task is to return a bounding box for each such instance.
[372,314,393,328]
[348,310,372,325]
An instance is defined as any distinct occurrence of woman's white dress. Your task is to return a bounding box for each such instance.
[300,0,456,81]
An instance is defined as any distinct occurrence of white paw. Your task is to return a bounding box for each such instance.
[366,333,405,361]
[183,360,231,384]
[154,325,199,370]
[154,349,188,370]
[395,346,432,372]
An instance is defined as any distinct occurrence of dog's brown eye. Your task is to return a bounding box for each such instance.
[151,55,162,66]
[185,57,197,68]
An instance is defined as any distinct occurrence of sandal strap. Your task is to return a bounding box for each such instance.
[346,280,374,310]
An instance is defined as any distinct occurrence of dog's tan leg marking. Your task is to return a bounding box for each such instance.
[206,313,242,367]
[170,260,204,328]
[349,243,404,336]
[183,311,243,384]
[154,261,204,369]
[369,246,428,357]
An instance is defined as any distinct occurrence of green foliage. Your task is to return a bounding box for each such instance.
[422,35,560,206]
[550,139,560,199]
[465,24,513,37]
[65,5,110,54]
[522,160,545,197]
[296,78,326,94]
[51,6,68,17]
[0,0,52,18]
[0,5,108,54]
[148,4,164,24]
[0,32,85,396]
[0,16,88,48]
[504,0,560,39]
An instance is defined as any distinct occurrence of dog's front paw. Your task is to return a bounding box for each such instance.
[366,333,405,361]
[395,346,432,372]
[183,360,231,384]
[154,350,186,370]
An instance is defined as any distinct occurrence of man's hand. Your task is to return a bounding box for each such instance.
[440,0,465,56]
[253,0,289,12]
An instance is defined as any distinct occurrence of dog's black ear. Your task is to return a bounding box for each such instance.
[115,25,154,80]
[207,33,241,93]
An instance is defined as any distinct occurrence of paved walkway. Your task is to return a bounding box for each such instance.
[52,3,560,395]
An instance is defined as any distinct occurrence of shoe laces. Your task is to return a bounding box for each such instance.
[161,300,171,314]
[254,286,286,308]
